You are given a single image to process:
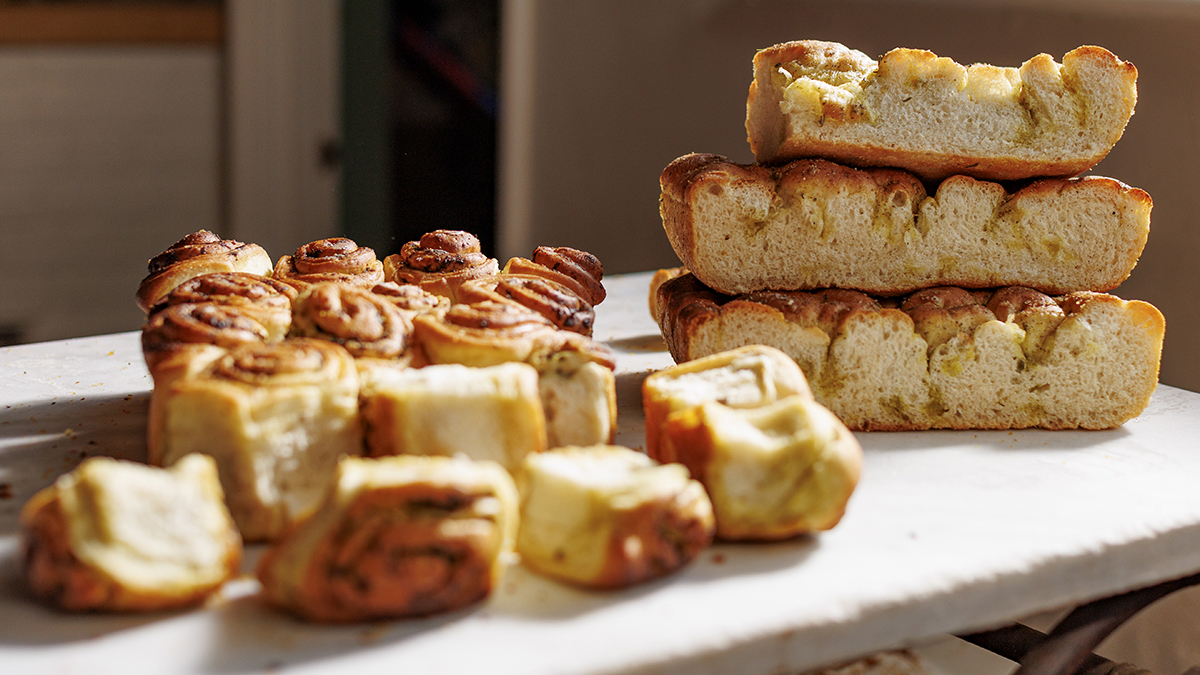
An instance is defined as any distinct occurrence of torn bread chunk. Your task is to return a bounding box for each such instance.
[20,455,242,612]
[257,455,518,622]
[516,446,714,589]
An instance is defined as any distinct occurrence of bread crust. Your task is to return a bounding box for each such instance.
[654,273,1164,431]
[660,153,1151,296]
[747,41,1137,181]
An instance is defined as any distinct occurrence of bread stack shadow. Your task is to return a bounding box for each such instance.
[653,40,1165,431]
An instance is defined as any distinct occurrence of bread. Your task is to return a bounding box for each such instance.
[273,237,385,290]
[383,230,499,301]
[359,362,547,472]
[537,352,617,448]
[136,230,274,313]
[141,302,270,379]
[153,338,363,541]
[149,272,297,341]
[502,246,607,306]
[660,394,861,541]
[457,274,596,335]
[654,273,1165,430]
[746,40,1138,181]
[660,153,1151,296]
[642,344,812,460]
[257,455,518,622]
[515,445,714,589]
[20,455,241,612]
[368,281,451,321]
[289,282,413,361]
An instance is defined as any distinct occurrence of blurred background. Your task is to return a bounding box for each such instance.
[1,0,1198,396]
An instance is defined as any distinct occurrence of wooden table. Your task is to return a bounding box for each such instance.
[2,271,1199,674]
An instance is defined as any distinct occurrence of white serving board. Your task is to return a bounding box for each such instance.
[1,271,1198,675]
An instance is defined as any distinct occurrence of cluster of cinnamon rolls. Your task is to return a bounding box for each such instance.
[21,229,718,622]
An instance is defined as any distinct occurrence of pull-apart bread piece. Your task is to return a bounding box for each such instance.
[136,230,274,313]
[643,346,861,540]
[21,455,241,612]
[661,153,1151,296]
[655,273,1164,431]
[383,229,499,302]
[153,338,363,541]
[360,362,547,471]
[150,272,297,341]
[273,237,385,291]
[516,446,714,589]
[747,40,1138,181]
[258,455,518,622]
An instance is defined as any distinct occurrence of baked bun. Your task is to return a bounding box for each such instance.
[502,246,606,306]
[655,273,1165,430]
[660,394,861,540]
[289,282,413,362]
[141,302,270,379]
[273,237,385,290]
[642,344,812,461]
[660,153,1151,295]
[20,455,241,612]
[746,40,1138,181]
[457,274,596,336]
[382,230,499,301]
[257,455,518,622]
[136,230,273,313]
[515,446,714,589]
[150,272,297,340]
[537,352,617,448]
[368,281,451,321]
[154,338,362,541]
[359,362,546,472]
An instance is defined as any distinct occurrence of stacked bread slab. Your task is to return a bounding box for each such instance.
[655,40,1165,431]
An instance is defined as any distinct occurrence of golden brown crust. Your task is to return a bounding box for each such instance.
[289,282,413,360]
[136,230,274,313]
[273,238,385,290]
[382,230,499,301]
[149,272,296,341]
[141,303,270,376]
[368,281,451,321]
[655,273,1165,430]
[457,274,596,335]
[502,246,606,306]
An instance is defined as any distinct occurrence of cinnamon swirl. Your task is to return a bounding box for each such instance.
[289,282,413,362]
[457,274,595,336]
[257,455,518,622]
[368,281,451,321]
[136,230,273,313]
[154,338,362,541]
[382,230,499,301]
[502,246,606,306]
[20,455,241,612]
[150,272,297,341]
[516,446,714,589]
[273,237,385,290]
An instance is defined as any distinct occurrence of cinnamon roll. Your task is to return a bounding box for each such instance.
[150,272,297,341]
[502,245,606,306]
[154,338,362,541]
[20,455,242,612]
[273,237,385,290]
[289,282,413,362]
[457,274,596,336]
[136,230,273,313]
[360,362,546,472]
[257,455,518,623]
[142,302,271,378]
[516,446,714,589]
[368,281,451,321]
[382,230,499,301]
[413,300,616,372]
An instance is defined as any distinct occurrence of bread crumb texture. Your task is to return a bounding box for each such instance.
[655,273,1164,430]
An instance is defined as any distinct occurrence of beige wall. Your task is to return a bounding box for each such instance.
[499,0,1200,392]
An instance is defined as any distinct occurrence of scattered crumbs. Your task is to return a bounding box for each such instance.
[64,428,76,438]
[106,351,114,356]
[0,483,11,499]
[711,552,726,565]
[124,395,133,401]
[50,401,56,405]
[88,440,97,446]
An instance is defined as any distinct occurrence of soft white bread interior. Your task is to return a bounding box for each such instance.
[746,41,1138,181]
[655,273,1165,431]
[20,455,241,611]
[661,395,861,541]
[643,344,813,461]
[515,445,714,589]
[537,352,617,448]
[360,362,547,471]
[257,455,518,622]
[660,153,1151,296]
